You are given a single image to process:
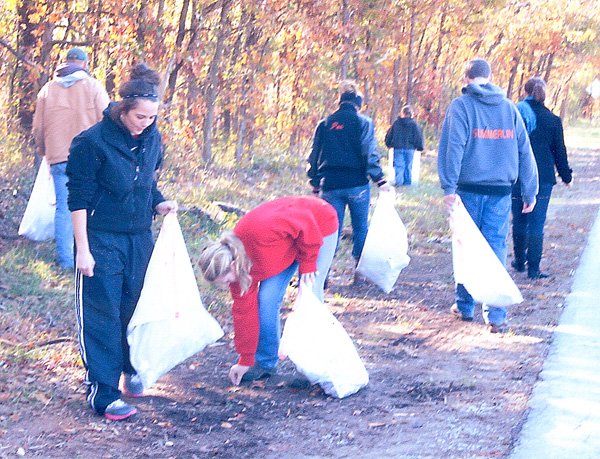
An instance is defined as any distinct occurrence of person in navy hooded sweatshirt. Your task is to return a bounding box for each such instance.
[67,64,177,421]
[438,58,539,333]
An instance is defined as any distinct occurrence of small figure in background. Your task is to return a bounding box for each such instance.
[385,104,425,186]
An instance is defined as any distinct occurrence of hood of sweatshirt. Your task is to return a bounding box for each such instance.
[462,82,506,106]
[54,63,89,88]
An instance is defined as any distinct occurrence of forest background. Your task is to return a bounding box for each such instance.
[1,0,599,173]
[0,2,599,456]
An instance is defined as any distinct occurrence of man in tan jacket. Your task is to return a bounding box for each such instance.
[32,48,109,269]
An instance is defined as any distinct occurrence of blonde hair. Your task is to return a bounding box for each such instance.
[339,79,358,96]
[198,232,252,294]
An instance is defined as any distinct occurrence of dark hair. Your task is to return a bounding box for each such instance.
[112,64,161,119]
[465,58,491,79]
[524,77,546,103]
[401,105,414,118]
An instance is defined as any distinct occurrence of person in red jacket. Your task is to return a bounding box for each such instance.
[198,196,338,385]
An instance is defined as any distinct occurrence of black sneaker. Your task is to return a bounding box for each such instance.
[511,260,526,272]
[104,399,137,421]
[488,322,507,334]
[240,365,277,383]
[528,270,550,279]
[450,304,473,322]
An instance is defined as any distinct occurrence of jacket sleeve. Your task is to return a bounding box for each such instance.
[307,120,325,188]
[438,101,468,195]
[415,123,425,151]
[551,116,572,184]
[230,281,260,367]
[151,139,166,209]
[384,125,393,148]
[361,116,385,184]
[66,133,101,212]
[515,109,539,204]
[31,89,46,156]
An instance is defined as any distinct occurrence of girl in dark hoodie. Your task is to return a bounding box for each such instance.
[512,77,573,279]
[67,64,177,420]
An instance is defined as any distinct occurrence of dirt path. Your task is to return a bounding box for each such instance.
[1,145,599,459]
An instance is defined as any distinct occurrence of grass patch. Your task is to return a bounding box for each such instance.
[565,122,600,150]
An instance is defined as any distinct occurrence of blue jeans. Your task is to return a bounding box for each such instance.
[50,162,74,269]
[511,182,553,273]
[255,231,337,369]
[393,149,415,185]
[455,191,511,326]
[321,184,370,261]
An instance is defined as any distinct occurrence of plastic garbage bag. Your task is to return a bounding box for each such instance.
[450,197,523,307]
[127,213,224,389]
[279,290,369,398]
[18,157,55,241]
[411,150,421,185]
[356,190,410,293]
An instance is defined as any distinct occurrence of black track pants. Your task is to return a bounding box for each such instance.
[75,229,153,415]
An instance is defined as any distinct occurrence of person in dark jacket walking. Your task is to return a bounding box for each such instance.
[307,80,391,281]
[67,64,177,421]
[512,77,573,279]
[385,105,424,186]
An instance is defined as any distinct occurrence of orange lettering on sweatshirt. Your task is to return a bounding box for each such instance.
[472,128,514,139]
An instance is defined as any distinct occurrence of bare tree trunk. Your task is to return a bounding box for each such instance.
[164,0,191,104]
[432,5,447,72]
[406,1,416,105]
[506,55,520,100]
[544,53,554,82]
[390,57,401,123]
[15,1,39,137]
[137,1,148,58]
[340,0,350,80]
[202,0,232,163]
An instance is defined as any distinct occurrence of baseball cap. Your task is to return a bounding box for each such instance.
[66,48,88,62]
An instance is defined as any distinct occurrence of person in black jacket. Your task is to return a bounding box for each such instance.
[307,80,391,282]
[512,77,573,279]
[67,64,177,420]
[385,105,424,186]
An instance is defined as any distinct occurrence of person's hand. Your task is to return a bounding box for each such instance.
[522,202,536,213]
[443,194,458,211]
[76,249,95,277]
[229,364,250,385]
[299,272,316,295]
[155,200,178,215]
[379,183,393,192]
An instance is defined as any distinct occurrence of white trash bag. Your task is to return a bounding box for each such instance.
[18,157,55,241]
[356,190,410,293]
[127,212,224,389]
[450,197,523,307]
[279,290,369,398]
[411,150,421,185]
